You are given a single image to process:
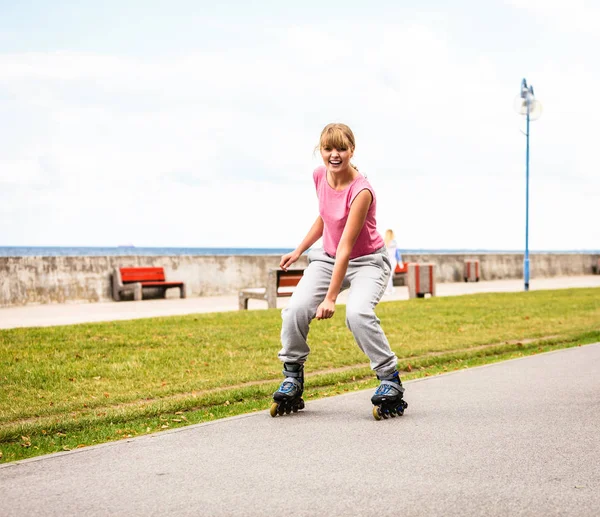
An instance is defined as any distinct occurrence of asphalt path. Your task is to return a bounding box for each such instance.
[1,344,599,516]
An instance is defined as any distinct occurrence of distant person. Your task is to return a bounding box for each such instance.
[383,229,400,295]
[270,123,407,421]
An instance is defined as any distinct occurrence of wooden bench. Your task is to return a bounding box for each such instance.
[112,267,186,301]
[392,262,409,286]
[239,268,304,310]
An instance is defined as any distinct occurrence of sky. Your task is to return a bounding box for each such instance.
[1,0,599,250]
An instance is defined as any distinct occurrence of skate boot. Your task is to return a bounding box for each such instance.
[270,363,305,417]
[371,371,408,420]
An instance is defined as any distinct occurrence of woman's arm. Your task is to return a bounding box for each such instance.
[316,189,372,319]
[280,215,324,271]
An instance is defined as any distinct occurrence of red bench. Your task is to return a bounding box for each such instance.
[395,262,408,275]
[112,267,186,301]
[392,261,408,286]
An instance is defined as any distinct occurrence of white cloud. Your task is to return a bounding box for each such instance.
[506,0,600,34]
[1,13,599,249]
[0,158,50,186]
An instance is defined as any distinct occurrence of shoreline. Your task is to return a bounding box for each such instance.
[2,246,599,258]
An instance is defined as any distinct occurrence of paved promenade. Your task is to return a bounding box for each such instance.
[1,344,599,516]
[2,275,600,329]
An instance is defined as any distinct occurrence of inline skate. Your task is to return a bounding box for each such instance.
[371,371,408,420]
[270,363,305,417]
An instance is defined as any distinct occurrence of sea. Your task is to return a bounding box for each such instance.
[0,246,598,257]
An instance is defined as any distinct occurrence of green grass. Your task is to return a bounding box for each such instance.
[1,287,599,463]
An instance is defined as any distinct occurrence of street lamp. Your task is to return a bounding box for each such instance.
[514,78,542,291]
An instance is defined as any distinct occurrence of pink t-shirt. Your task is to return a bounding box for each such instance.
[313,165,385,259]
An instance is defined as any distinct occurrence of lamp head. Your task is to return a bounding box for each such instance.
[520,78,534,101]
[520,78,528,98]
[514,78,542,120]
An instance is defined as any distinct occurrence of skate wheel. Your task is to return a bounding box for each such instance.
[285,406,292,415]
[270,402,279,418]
[292,405,299,413]
[390,409,397,417]
[396,400,407,415]
[373,406,382,421]
[277,404,286,416]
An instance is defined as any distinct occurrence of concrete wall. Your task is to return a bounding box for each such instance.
[400,253,599,283]
[1,253,598,307]
[0,255,307,307]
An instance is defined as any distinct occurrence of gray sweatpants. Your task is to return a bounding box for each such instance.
[279,247,398,378]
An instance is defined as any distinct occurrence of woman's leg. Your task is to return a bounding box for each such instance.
[344,251,397,377]
[278,249,337,365]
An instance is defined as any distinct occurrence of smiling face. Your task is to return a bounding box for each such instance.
[320,144,353,173]
[318,123,356,175]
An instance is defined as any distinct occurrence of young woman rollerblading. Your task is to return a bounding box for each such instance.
[271,123,407,420]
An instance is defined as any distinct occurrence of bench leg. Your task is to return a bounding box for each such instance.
[112,274,121,301]
[266,292,277,309]
[239,293,249,310]
[133,283,142,301]
[180,285,186,298]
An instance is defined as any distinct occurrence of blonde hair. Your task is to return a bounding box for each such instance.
[384,229,395,247]
[318,123,356,151]
[316,123,359,171]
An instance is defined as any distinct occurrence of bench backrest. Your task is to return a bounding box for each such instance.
[277,269,304,288]
[120,267,166,283]
[395,263,408,274]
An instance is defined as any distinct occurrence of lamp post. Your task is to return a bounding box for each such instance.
[517,78,540,292]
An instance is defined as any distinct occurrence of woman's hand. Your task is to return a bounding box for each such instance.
[280,251,300,271]
[316,298,335,320]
